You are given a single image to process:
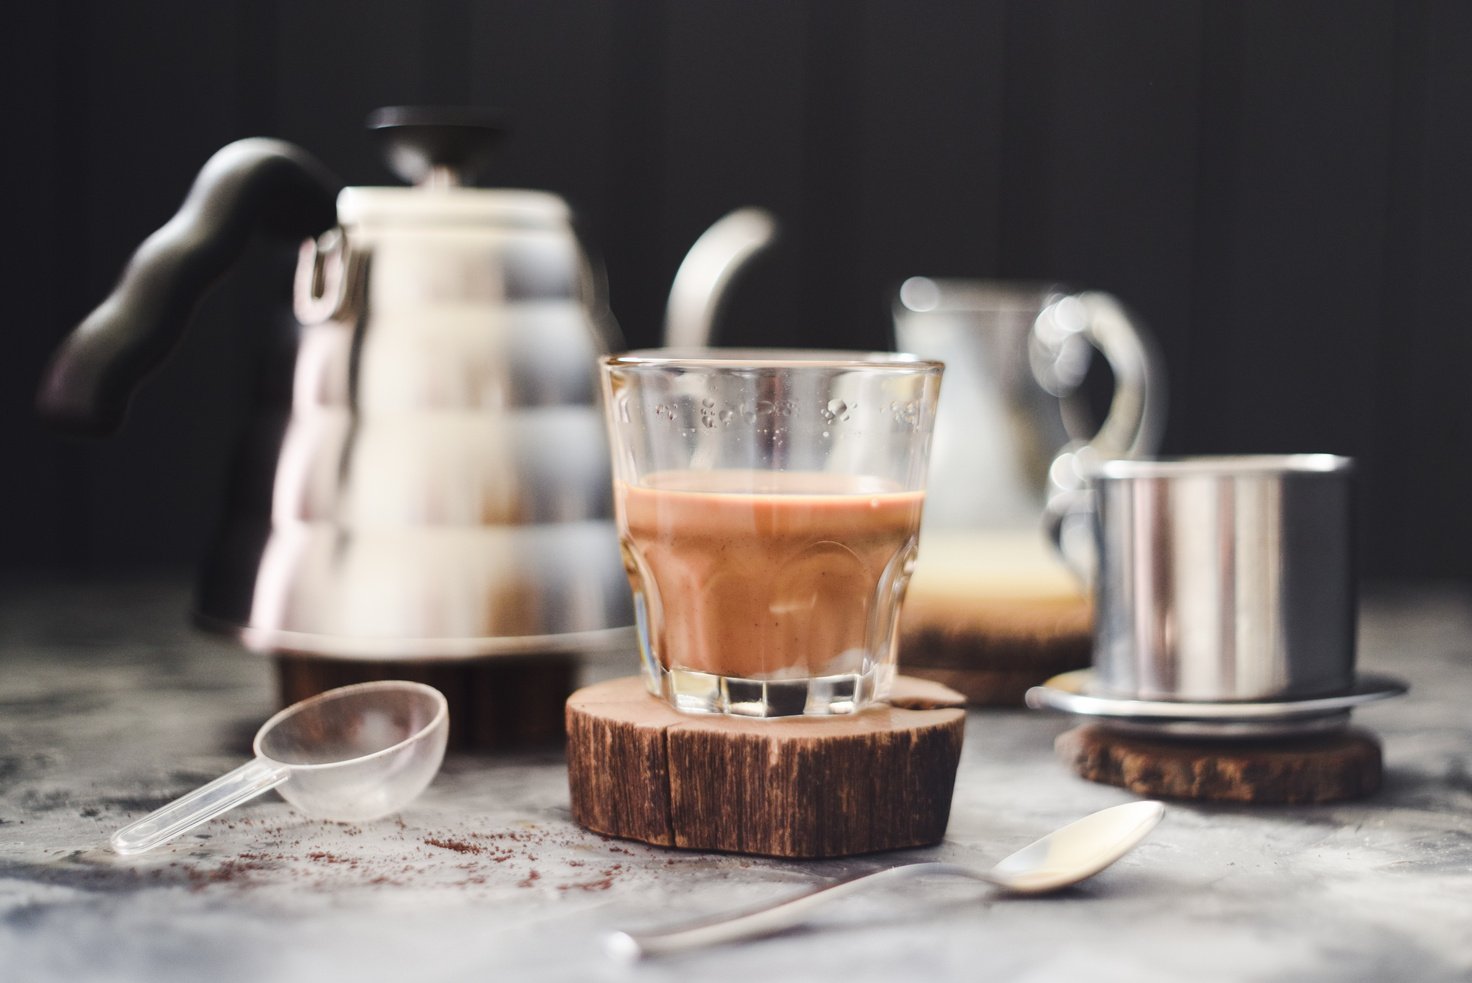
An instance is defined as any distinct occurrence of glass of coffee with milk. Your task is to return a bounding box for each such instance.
[600,350,943,717]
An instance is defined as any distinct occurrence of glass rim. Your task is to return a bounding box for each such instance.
[602,348,944,372]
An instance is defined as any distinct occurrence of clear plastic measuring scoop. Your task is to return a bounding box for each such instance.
[111,680,450,855]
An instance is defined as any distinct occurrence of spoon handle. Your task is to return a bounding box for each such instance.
[111,757,290,855]
[608,862,987,959]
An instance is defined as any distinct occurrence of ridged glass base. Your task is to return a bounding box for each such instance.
[647,663,893,717]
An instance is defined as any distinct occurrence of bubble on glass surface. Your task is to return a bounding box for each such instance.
[821,399,853,425]
[889,400,920,428]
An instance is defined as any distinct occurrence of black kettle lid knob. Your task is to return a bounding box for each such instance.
[366,106,505,187]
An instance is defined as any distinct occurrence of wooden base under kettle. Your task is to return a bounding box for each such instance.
[274,653,576,751]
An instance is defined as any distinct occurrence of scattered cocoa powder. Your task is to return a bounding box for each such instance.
[147,817,646,895]
[306,851,351,864]
[559,877,614,892]
[424,837,485,855]
[183,855,276,890]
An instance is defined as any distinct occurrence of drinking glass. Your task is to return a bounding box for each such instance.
[600,350,943,717]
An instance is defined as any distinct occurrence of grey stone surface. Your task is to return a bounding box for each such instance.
[1,580,1469,983]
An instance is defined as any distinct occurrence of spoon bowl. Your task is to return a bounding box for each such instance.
[986,799,1164,894]
[608,800,1165,959]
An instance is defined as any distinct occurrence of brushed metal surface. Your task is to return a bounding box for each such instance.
[1089,455,1356,701]
[194,186,634,658]
[1026,668,1405,721]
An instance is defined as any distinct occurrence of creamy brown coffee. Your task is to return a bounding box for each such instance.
[616,469,924,681]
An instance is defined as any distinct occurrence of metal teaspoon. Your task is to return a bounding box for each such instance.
[608,799,1165,959]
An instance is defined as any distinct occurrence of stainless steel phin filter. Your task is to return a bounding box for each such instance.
[1089,455,1356,702]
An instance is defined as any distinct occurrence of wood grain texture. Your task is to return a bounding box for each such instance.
[901,665,1077,707]
[566,676,966,858]
[1056,724,1383,804]
[275,654,574,751]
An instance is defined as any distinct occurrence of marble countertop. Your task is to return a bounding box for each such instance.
[2,580,1470,983]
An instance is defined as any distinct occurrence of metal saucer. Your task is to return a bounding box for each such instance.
[1085,711,1355,741]
[1024,670,1407,741]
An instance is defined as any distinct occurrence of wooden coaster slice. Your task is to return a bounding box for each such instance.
[902,663,1089,708]
[1055,724,1383,804]
[566,676,967,858]
[898,532,1093,706]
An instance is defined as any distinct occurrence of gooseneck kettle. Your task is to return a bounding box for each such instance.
[39,107,635,661]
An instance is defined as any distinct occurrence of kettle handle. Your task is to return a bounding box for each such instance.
[37,138,341,435]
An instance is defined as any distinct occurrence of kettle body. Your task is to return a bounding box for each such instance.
[41,110,635,659]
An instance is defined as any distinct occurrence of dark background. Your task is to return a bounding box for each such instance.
[5,0,1471,582]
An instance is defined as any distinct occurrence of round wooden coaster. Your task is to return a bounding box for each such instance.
[565,676,967,858]
[897,531,1093,706]
[902,662,1088,707]
[899,595,1092,706]
[275,653,575,751]
[1055,724,1383,804]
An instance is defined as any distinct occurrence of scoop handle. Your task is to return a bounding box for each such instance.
[111,757,290,855]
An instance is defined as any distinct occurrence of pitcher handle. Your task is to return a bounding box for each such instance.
[1033,291,1165,582]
